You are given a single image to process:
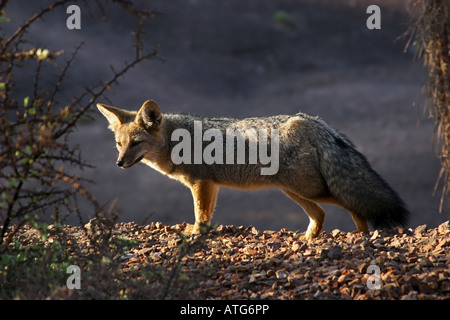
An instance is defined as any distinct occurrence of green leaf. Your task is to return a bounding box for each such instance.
[7,178,18,188]
[273,10,294,27]
[1,191,9,201]
[24,96,29,107]
[0,11,10,23]
[24,145,32,155]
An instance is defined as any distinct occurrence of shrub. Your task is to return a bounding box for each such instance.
[0,0,160,245]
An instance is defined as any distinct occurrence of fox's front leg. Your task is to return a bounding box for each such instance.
[189,180,218,234]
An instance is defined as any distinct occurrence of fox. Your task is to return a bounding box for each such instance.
[97,100,409,239]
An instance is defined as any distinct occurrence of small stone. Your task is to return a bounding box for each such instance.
[438,220,450,234]
[441,281,450,292]
[354,293,368,300]
[370,229,380,240]
[293,284,309,294]
[320,249,329,260]
[418,257,432,267]
[358,262,370,274]
[137,247,152,255]
[260,292,274,299]
[151,252,162,261]
[250,293,259,299]
[275,270,287,279]
[390,238,402,247]
[327,246,342,260]
[435,237,450,252]
[415,224,427,234]
[120,253,137,261]
[235,265,249,272]
[360,240,372,250]
[266,269,275,277]
[401,291,418,300]
[251,227,260,236]
[339,286,351,296]
[331,229,341,237]
[337,274,349,284]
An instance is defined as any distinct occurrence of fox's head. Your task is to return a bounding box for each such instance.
[97,100,165,169]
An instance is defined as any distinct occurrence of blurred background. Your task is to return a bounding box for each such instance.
[5,0,449,232]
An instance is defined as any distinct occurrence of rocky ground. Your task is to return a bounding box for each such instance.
[7,220,449,300]
[115,221,450,300]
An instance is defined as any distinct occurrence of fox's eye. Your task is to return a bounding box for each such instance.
[116,141,122,147]
[130,140,142,147]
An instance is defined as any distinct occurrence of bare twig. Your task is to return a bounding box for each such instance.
[0,0,162,245]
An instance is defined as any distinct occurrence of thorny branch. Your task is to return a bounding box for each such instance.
[0,0,161,245]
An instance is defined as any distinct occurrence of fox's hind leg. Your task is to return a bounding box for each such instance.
[320,198,370,234]
[189,180,219,235]
[350,212,369,234]
[283,190,325,240]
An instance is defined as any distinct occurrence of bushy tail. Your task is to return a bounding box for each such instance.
[316,131,410,229]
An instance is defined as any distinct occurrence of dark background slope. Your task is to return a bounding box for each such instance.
[5,0,448,231]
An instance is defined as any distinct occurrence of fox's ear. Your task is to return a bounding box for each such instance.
[96,103,135,131]
[135,100,162,131]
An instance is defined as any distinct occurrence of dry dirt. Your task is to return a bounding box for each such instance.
[11,220,450,300]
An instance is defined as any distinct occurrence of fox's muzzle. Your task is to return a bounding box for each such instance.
[116,155,144,169]
[116,160,125,167]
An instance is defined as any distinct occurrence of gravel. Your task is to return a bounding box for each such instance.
[115,221,450,300]
[7,220,450,300]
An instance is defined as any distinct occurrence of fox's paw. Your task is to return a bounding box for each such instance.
[182,222,210,236]
[192,222,211,235]
[351,229,369,235]
[182,223,195,236]
[298,235,313,241]
[297,231,320,241]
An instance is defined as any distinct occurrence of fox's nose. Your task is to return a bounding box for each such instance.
[116,160,124,167]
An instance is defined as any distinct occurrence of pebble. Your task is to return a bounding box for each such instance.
[370,230,380,240]
[438,221,450,233]
[331,229,341,237]
[415,224,427,234]
[327,246,343,260]
[120,253,137,261]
